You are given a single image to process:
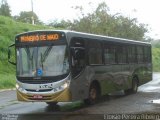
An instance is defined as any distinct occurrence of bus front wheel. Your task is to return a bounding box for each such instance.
[46,102,58,107]
[84,83,100,105]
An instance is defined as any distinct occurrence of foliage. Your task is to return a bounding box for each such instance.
[49,2,148,41]
[151,40,160,71]
[72,2,148,41]
[151,40,160,48]
[152,48,160,72]
[13,11,43,25]
[48,19,72,29]
[0,0,11,17]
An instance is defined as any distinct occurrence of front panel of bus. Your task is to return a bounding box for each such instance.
[15,31,71,102]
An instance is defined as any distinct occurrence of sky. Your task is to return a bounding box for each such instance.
[7,0,160,40]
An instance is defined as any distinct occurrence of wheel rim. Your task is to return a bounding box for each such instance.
[90,87,97,100]
[133,81,138,92]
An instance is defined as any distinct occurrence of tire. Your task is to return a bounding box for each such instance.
[131,77,138,93]
[124,77,138,95]
[46,102,58,106]
[84,83,100,105]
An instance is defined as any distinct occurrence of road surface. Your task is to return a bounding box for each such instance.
[0,73,160,120]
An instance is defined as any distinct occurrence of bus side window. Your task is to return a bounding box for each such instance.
[128,46,136,63]
[104,44,116,64]
[137,46,144,63]
[144,46,151,63]
[88,40,103,65]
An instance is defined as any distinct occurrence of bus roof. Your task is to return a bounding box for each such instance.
[16,30,151,46]
[64,30,151,46]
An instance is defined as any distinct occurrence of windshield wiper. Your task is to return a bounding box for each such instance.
[40,53,44,70]
[41,46,53,63]
[25,46,35,70]
[40,46,53,70]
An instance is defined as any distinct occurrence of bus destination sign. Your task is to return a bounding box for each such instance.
[20,33,60,42]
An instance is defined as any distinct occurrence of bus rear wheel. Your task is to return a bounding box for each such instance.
[84,83,100,105]
[131,77,138,93]
[125,77,138,95]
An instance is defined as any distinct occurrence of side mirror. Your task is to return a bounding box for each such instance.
[8,49,11,60]
[8,44,16,65]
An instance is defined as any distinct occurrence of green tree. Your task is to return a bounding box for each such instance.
[48,19,72,29]
[0,0,11,17]
[14,11,43,25]
[64,2,149,41]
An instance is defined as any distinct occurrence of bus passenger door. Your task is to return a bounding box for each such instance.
[70,38,88,100]
[71,47,85,77]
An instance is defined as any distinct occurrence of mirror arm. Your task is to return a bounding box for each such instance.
[8,44,16,65]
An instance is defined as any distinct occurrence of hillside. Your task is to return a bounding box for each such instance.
[0,16,50,88]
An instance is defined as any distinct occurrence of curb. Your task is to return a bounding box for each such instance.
[0,88,16,92]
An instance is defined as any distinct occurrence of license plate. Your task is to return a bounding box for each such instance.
[33,95,43,99]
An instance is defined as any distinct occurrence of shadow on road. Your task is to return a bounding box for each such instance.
[3,90,145,120]
[16,93,127,120]
[44,92,126,113]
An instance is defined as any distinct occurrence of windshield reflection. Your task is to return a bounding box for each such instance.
[17,45,69,77]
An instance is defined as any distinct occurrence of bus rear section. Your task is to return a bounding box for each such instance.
[66,33,152,104]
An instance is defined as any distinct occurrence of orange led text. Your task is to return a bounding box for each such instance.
[20,34,59,42]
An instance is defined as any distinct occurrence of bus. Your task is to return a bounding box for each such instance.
[8,30,152,105]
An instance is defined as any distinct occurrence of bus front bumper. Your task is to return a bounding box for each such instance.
[16,87,72,102]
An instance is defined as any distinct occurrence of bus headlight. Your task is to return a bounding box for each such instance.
[53,80,70,92]
[16,83,27,93]
[16,83,19,89]
[61,81,69,89]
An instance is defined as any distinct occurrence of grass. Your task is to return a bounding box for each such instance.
[0,74,16,89]
[60,101,84,111]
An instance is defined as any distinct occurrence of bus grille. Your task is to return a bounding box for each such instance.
[26,89,53,92]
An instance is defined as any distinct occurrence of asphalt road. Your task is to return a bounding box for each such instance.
[1,73,160,120]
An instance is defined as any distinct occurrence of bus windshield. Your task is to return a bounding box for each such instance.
[17,45,69,77]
